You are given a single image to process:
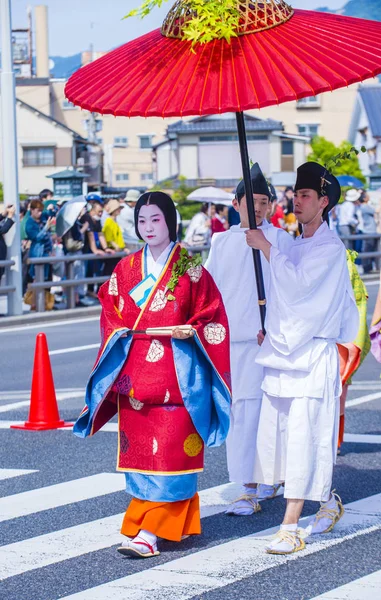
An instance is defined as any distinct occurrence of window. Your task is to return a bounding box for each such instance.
[139,135,153,149]
[84,118,103,133]
[62,99,77,110]
[297,124,319,138]
[281,140,294,171]
[116,174,129,181]
[114,136,129,147]
[23,146,55,167]
[141,173,153,182]
[297,96,321,109]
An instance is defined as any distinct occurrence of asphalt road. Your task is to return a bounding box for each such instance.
[0,280,381,600]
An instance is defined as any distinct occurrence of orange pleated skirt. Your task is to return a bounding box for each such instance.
[121,492,201,542]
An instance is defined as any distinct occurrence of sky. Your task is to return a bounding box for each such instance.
[12,0,346,57]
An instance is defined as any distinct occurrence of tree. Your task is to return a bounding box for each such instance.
[151,175,200,220]
[0,182,3,203]
[307,137,366,184]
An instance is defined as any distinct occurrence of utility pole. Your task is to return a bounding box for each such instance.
[0,0,23,315]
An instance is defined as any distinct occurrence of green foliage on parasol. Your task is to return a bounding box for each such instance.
[124,0,240,44]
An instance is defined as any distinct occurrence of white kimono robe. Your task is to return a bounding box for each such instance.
[254,222,359,501]
[205,221,294,483]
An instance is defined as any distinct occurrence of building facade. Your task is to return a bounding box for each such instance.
[0,86,101,195]
[349,85,381,189]
[154,114,308,189]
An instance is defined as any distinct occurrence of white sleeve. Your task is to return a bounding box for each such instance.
[266,240,358,353]
[204,234,219,281]
[275,229,295,255]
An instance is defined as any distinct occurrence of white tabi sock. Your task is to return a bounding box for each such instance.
[280,523,298,532]
[266,523,304,554]
[225,485,261,516]
[257,483,283,501]
[306,491,344,536]
[136,529,158,548]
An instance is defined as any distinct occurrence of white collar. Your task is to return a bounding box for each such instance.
[146,242,175,278]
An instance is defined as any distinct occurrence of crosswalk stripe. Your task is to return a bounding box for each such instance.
[4,420,381,445]
[0,389,85,400]
[0,481,252,580]
[344,433,381,444]
[0,473,126,523]
[310,569,381,599]
[49,344,99,356]
[0,468,38,481]
[346,391,381,408]
[0,391,85,413]
[60,493,381,600]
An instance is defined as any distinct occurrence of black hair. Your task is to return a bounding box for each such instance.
[215,204,225,214]
[284,199,294,215]
[39,189,53,200]
[135,191,177,242]
[201,202,209,214]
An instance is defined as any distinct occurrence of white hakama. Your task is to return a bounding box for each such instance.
[205,222,293,483]
[254,222,359,501]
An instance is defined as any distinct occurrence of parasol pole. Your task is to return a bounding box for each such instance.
[236,111,266,331]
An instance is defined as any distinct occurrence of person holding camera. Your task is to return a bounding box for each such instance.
[0,204,15,280]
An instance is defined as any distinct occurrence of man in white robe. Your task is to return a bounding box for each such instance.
[205,164,294,515]
[246,161,359,554]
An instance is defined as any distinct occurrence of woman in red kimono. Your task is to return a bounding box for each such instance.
[74,192,231,558]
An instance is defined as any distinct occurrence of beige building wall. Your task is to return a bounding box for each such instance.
[248,80,378,147]
[0,99,75,194]
[15,83,51,116]
[51,80,180,189]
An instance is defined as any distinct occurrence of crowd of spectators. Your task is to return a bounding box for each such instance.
[0,181,380,313]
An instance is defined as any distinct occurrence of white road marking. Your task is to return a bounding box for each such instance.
[362,280,380,287]
[0,468,38,481]
[0,388,85,400]
[344,433,381,444]
[2,387,378,415]
[49,344,99,356]
[310,569,381,599]
[350,382,381,390]
[0,481,254,580]
[0,316,99,334]
[3,419,381,445]
[0,391,85,413]
[346,391,381,408]
[351,380,381,385]
[0,473,126,523]
[61,493,381,600]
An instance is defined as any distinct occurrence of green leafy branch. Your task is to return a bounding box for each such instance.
[123,0,168,19]
[324,145,367,174]
[124,0,240,45]
[166,247,202,300]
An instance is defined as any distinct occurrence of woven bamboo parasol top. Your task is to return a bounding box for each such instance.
[161,0,294,39]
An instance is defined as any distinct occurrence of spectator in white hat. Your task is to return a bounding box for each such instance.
[337,188,361,249]
[118,189,141,245]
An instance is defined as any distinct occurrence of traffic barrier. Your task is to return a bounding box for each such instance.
[11,333,73,431]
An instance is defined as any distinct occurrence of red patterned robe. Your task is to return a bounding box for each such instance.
[74,243,231,502]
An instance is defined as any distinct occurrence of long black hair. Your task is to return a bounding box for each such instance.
[134,191,177,242]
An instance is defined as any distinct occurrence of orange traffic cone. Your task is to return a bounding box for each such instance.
[11,333,73,431]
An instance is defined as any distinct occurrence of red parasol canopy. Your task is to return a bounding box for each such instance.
[65,7,381,117]
[65,0,381,332]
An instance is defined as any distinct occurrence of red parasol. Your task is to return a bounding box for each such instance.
[65,0,381,329]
